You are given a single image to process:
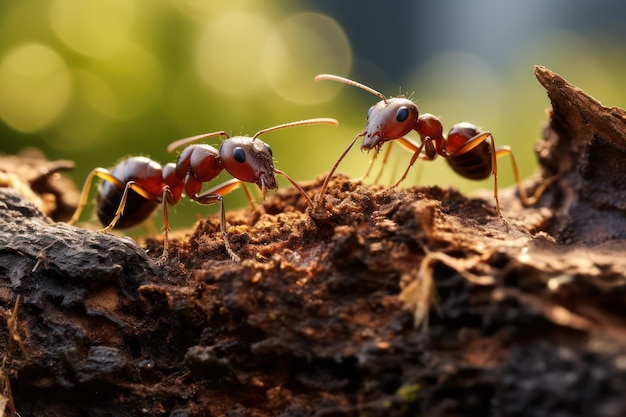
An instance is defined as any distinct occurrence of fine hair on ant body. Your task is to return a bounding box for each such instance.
[68,118,337,262]
[314,74,550,220]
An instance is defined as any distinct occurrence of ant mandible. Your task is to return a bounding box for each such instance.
[68,118,337,262]
[315,74,548,221]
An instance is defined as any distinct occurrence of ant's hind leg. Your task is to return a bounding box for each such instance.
[495,146,556,207]
[450,132,505,222]
[68,168,124,226]
[97,181,157,233]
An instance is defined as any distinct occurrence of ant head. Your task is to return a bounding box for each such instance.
[362,97,419,151]
[219,136,278,198]
[314,74,419,152]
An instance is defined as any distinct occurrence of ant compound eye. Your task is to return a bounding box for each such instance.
[264,143,273,157]
[367,105,374,120]
[396,106,409,122]
[233,147,246,163]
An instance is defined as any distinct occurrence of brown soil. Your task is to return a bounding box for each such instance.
[1,66,626,416]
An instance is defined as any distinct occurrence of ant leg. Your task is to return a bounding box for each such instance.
[316,131,364,207]
[68,168,124,226]
[371,142,394,184]
[195,179,242,262]
[275,169,314,211]
[450,132,504,221]
[359,147,379,181]
[240,183,257,211]
[495,147,556,206]
[198,178,242,201]
[359,143,386,183]
[154,185,175,264]
[98,181,159,233]
[373,138,428,185]
[389,137,432,189]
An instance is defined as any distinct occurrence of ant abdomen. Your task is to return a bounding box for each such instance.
[445,123,493,180]
[96,157,164,229]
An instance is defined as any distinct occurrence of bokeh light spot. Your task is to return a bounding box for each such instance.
[194,12,273,96]
[0,43,71,133]
[263,13,352,104]
[85,43,163,119]
[74,70,118,119]
[49,0,136,58]
[174,0,259,22]
[410,52,502,125]
[45,99,108,152]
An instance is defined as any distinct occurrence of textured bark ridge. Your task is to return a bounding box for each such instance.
[534,65,626,243]
[0,66,625,416]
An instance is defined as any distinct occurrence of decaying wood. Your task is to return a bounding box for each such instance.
[0,148,77,222]
[0,66,625,416]
[534,65,626,243]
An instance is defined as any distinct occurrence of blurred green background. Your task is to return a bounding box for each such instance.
[1,0,625,232]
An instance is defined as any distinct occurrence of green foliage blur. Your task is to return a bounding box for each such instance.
[1,0,625,233]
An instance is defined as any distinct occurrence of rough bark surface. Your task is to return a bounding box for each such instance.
[0,66,625,416]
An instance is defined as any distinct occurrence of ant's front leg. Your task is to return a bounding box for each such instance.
[389,136,437,189]
[194,178,242,262]
[316,131,365,208]
[361,141,396,185]
[359,143,387,183]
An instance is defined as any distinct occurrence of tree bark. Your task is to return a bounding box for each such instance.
[0,66,625,416]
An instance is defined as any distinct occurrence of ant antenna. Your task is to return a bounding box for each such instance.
[315,74,388,103]
[167,119,338,151]
[167,131,230,153]
[275,168,315,210]
[251,118,338,140]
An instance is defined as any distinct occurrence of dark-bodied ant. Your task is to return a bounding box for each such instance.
[68,118,337,262]
[314,74,550,220]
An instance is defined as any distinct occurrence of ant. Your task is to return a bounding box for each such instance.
[68,118,337,262]
[314,74,550,220]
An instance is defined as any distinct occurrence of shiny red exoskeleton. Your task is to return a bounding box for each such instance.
[68,118,337,262]
[68,156,185,260]
[315,74,548,220]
